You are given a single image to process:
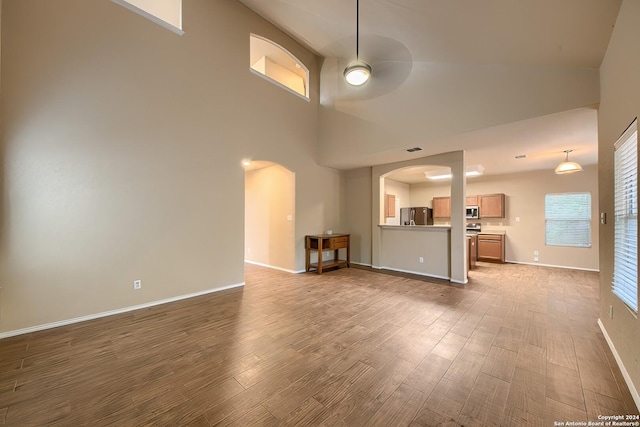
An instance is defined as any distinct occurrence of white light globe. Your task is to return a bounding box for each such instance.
[344,62,372,86]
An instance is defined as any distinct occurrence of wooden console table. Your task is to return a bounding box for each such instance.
[305,234,350,274]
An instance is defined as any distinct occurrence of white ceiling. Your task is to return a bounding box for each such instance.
[238,0,621,180]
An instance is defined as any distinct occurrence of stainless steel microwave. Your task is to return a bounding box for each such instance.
[466,206,479,219]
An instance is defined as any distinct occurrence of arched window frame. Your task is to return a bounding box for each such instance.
[250,34,310,100]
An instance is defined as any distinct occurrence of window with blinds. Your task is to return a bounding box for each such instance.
[612,118,638,313]
[545,193,591,247]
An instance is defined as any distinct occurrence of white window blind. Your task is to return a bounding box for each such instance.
[545,193,591,247]
[613,118,638,313]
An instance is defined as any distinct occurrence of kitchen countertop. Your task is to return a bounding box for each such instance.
[478,230,506,235]
[379,225,451,230]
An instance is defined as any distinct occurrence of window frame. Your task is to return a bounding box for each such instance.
[612,118,638,314]
[544,192,592,248]
[249,34,310,101]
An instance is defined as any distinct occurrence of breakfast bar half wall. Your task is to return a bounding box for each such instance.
[379,225,451,279]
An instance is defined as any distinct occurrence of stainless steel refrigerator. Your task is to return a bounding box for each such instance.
[400,207,433,225]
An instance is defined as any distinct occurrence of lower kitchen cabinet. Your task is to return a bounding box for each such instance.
[468,234,477,270]
[477,233,505,263]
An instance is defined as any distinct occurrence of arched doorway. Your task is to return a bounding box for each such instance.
[244,161,296,272]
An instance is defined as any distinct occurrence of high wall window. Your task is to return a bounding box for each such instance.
[112,0,183,35]
[612,118,638,313]
[250,34,309,99]
[544,192,591,247]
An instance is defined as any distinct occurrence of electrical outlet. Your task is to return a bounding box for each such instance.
[419,257,424,263]
[515,217,520,222]
[534,250,539,256]
[534,256,539,262]
[134,280,142,290]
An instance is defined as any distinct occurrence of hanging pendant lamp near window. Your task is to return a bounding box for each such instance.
[555,149,583,174]
[344,0,371,86]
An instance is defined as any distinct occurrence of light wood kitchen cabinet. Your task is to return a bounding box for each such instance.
[385,194,396,218]
[479,193,505,218]
[432,197,451,218]
[477,234,505,263]
[468,234,477,269]
[466,195,478,206]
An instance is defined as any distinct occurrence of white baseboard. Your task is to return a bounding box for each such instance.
[378,265,451,282]
[505,260,599,272]
[244,259,302,274]
[598,319,640,411]
[350,261,372,267]
[0,282,245,340]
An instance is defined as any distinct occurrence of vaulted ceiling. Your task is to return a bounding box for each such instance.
[239,0,621,177]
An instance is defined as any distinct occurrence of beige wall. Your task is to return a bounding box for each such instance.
[410,166,600,270]
[345,167,372,265]
[598,0,640,407]
[0,0,344,334]
[245,164,295,272]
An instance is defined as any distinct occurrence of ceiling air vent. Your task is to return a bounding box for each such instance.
[406,147,422,153]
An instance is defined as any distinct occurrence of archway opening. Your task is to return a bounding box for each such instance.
[244,161,296,272]
[382,165,452,226]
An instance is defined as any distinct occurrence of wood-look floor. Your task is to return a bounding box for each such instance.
[0,262,638,426]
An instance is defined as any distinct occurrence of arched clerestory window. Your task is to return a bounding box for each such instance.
[250,34,309,100]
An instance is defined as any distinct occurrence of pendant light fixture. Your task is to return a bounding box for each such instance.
[555,149,583,174]
[344,0,371,86]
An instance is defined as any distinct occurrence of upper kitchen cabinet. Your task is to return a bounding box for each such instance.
[466,195,478,206]
[385,194,396,218]
[433,197,451,218]
[478,193,505,218]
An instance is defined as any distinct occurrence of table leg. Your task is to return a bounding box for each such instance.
[318,237,323,274]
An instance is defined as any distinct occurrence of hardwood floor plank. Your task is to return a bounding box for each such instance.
[221,404,279,427]
[500,406,545,427]
[545,397,587,426]
[546,362,586,411]
[366,383,426,427]
[516,342,547,376]
[583,389,628,422]
[481,346,518,382]
[280,397,333,426]
[421,376,470,421]
[458,372,510,427]
[547,329,578,370]
[493,326,522,352]
[505,367,546,417]
[403,352,452,395]
[577,357,623,400]
[443,349,486,388]
[463,329,496,356]
[312,361,374,408]
[430,332,468,361]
